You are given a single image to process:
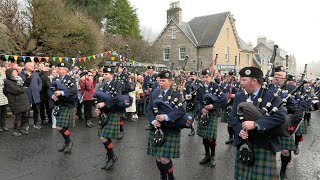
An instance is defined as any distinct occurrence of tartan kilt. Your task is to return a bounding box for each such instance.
[234,146,278,180]
[221,108,230,123]
[55,106,74,128]
[280,136,296,151]
[186,108,196,118]
[296,119,307,134]
[147,129,181,158]
[99,113,121,139]
[197,113,218,140]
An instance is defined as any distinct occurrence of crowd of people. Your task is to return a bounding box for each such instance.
[1,60,320,180]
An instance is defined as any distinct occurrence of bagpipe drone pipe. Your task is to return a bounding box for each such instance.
[237,80,308,137]
[93,67,133,111]
[152,84,203,129]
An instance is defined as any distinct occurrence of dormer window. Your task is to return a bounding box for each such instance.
[171,28,176,39]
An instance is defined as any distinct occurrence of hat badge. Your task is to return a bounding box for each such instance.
[61,63,64,66]
[165,72,169,77]
[107,68,111,71]
[245,69,251,75]
[206,70,210,74]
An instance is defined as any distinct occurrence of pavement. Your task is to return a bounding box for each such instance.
[0,111,319,180]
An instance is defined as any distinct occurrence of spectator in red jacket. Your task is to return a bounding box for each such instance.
[78,71,95,128]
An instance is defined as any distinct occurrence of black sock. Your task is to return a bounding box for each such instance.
[103,138,115,159]
[295,135,302,146]
[163,160,174,180]
[209,140,216,157]
[227,126,234,139]
[59,128,71,143]
[203,139,210,156]
[156,160,166,178]
[280,153,291,172]
[120,121,124,132]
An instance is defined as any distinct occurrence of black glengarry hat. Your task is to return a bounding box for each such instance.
[239,67,263,79]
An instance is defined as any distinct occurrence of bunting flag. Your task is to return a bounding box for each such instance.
[4,55,9,61]
[0,50,118,64]
[13,55,18,61]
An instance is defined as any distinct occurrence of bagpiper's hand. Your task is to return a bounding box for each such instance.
[95,108,101,115]
[204,104,214,110]
[242,121,255,131]
[239,129,248,140]
[51,95,58,101]
[96,102,105,109]
[154,120,161,128]
[202,108,208,115]
[230,94,235,98]
[54,91,62,97]
[155,114,165,122]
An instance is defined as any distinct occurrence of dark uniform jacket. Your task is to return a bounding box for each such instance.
[142,74,158,91]
[230,88,286,152]
[48,75,78,108]
[147,88,186,131]
[195,82,227,117]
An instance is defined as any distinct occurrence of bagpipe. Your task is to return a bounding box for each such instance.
[93,66,133,110]
[152,85,202,129]
[198,85,227,126]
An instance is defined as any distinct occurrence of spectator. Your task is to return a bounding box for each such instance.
[20,62,42,129]
[4,68,30,137]
[0,67,9,132]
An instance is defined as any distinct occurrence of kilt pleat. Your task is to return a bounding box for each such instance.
[221,108,230,123]
[234,146,278,180]
[197,114,218,139]
[147,129,180,158]
[280,136,296,151]
[296,119,307,134]
[55,106,74,128]
[99,113,121,139]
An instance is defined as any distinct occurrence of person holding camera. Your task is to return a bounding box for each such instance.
[78,70,95,128]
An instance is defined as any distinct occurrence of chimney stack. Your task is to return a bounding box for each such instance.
[167,1,182,26]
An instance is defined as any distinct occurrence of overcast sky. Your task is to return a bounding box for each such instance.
[129,0,320,66]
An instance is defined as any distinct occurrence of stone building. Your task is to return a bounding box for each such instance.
[253,36,297,75]
[152,1,255,74]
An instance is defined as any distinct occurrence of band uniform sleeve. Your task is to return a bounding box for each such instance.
[230,93,243,141]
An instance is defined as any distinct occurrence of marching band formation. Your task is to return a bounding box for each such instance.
[1,56,320,180]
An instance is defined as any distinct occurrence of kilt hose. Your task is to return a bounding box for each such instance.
[221,108,230,123]
[143,96,150,115]
[99,113,121,139]
[197,113,218,140]
[234,146,278,180]
[55,106,74,128]
[296,119,307,134]
[280,136,296,151]
[147,129,181,158]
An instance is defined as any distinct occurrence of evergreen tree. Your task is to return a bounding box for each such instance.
[105,0,140,38]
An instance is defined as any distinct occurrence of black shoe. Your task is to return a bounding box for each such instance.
[188,129,195,136]
[209,156,216,168]
[225,138,234,144]
[101,156,118,170]
[280,169,287,180]
[64,141,73,154]
[20,129,28,135]
[307,122,310,126]
[58,144,66,152]
[199,155,211,165]
[0,128,3,132]
[294,146,299,155]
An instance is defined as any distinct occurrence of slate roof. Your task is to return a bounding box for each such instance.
[154,11,233,48]
[239,37,253,52]
[187,12,230,47]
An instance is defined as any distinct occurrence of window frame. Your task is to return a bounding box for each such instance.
[179,47,186,60]
[163,48,170,61]
[225,46,230,62]
[171,28,176,40]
